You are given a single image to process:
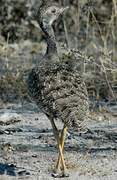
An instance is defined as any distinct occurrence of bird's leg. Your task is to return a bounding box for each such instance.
[55,126,69,177]
[56,126,67,171]
[49,118,69,177]
[49,117,60,173]
[57,141,69,177]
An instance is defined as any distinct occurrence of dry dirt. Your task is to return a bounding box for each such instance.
[0,102,117,180]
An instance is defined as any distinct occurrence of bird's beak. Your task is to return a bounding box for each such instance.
[60,6,69,15]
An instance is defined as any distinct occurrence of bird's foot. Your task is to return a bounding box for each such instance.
[52,168,61,178]
[61,170,69,178]
[51,169,69,178]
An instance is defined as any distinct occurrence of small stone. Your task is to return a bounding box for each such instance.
[32,154,37,158]
[18,170,30,176]
[38,135,42,139]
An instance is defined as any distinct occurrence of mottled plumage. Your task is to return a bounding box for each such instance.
[27,4,89,177]
[28,55,89,129]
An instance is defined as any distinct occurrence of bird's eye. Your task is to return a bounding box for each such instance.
[51,9,56,13]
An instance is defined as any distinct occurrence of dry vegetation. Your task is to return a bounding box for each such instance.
[0,0,117,104]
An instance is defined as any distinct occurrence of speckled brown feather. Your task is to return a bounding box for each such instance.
[27,54,89,129]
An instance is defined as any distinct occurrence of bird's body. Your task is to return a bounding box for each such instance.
[28,52,89,129]
[27,4,89,177]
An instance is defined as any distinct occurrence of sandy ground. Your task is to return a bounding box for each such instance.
[0,102,117,180]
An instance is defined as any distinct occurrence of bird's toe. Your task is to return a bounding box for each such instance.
[51,172,69,178]
[61,170,69,177]
[51,172,61,178]
[51,168,61,178]
[52,169,69,178]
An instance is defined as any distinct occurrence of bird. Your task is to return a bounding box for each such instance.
[27,3,89,178]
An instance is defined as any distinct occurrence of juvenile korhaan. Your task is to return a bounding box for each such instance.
[27,4,89,177]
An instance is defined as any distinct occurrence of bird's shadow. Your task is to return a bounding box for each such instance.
[0,163,31,177]
[0,163,16,176]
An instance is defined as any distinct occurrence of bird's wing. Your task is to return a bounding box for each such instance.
[40,65,89,127]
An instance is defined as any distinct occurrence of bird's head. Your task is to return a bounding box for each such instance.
[41,5,69,26]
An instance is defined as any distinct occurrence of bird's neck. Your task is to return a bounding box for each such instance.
[41,20,58,57]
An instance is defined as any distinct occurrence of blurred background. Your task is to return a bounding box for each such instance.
[0,0,117,110]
